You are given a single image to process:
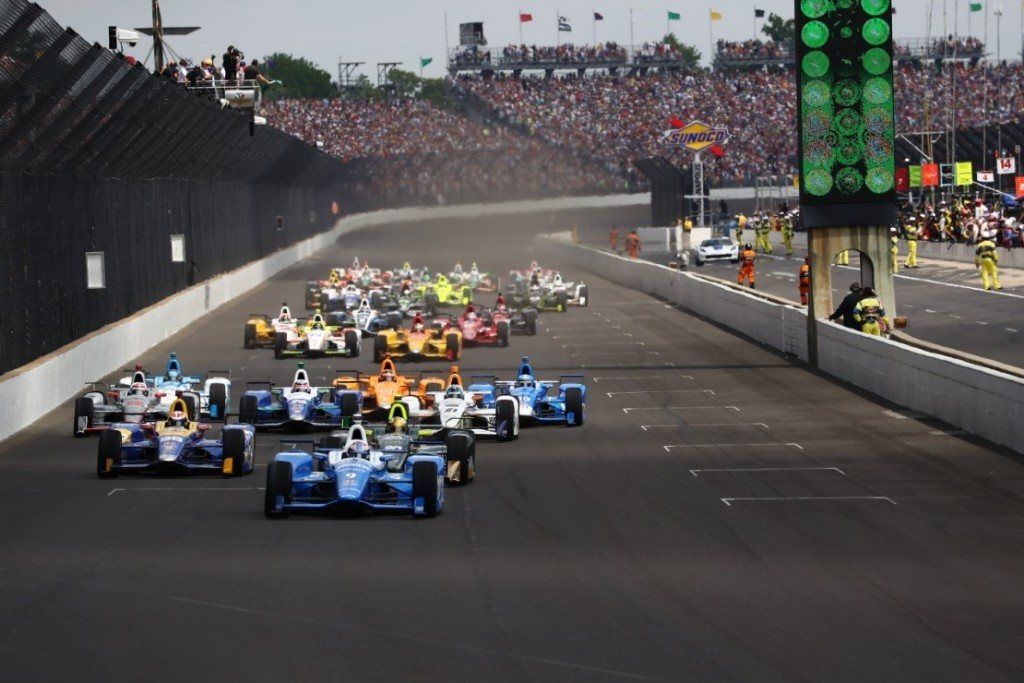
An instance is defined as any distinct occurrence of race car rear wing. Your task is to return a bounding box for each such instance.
[278,439,317,453]
[207,370,231,379]
[560,373,585,383]
[245,380,274,390]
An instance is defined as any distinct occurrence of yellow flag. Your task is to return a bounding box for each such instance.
[954,161,973,186]
[710,10,723,20]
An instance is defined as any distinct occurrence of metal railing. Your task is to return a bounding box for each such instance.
[186,78,263,116]
[448,45,697,72]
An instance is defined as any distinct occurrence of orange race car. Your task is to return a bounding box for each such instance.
[372,315,462,362]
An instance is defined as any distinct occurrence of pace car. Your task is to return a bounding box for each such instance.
[239,364,362,431]
[473,356,585,427]
[694,237,740,266]
[263,422,452,518]
[96,397,255,477]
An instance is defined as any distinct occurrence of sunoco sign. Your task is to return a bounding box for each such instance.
[663,121,729,152]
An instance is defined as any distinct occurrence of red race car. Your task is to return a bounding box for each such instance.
[457,308,510,347]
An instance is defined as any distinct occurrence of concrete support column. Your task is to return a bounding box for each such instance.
[806,225,895,366]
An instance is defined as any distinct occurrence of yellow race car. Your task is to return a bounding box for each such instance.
[416,274,473,308]
[244,304,302,349]
[372,318,462,362]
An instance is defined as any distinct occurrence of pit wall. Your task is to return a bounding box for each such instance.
[0,193,647,443]
[537,234,1024,455]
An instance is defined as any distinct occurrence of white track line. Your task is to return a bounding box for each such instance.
[552,333,631,340]
[721,495,896,507]
[690,466,846,477]
[663,442,803,452]
[571,351,660,357]
[594,374,693,382]
[607,389,714,397]
[622,405,738,413]
[641,422,767,431]
[108,487,263,497]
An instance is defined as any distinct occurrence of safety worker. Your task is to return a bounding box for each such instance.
[781,214,795,256]
[683,216,693,233]
[626,229,641,259]
[755,214,773,254]
[736,213,747,243]
[834,249,850,266]
[798,256,811,306]
[904,218,919,268]
[829,282,863,329]
[737,243,756,289]
[975,238,1002,290]
[853,287,890,336]
[609,224,619,252]
[890,227,900,274]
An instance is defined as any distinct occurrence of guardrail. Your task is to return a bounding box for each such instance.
[536,233,1024,455]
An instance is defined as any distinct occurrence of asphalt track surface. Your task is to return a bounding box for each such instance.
[3,208,1024,681]
[602,228,1024,368]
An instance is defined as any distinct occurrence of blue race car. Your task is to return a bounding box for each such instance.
[96,397,255,477]
[468,356,586,427]
[238,364,362,432]
[263,422,449,518]
[150,352,231,420]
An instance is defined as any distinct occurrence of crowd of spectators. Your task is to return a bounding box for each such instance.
[902,197,1022,248]
[262,96,630,203]
[715,39,791,64]
[500,43,628,65]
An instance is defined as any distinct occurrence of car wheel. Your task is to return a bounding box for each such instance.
[373,335,388,362]
[222,428,247,477]
[344,329,360,358]
[182,395,198,421]
[564,387,585,427]
[578,285,589,307]
[338,392,360,418]
[445,333,460,361]
[264,461,292,518]
[239,395,258,426]
[411,461,439,517]
[525,311,538,336]
[273,332,288,359]
[497,321,510,347]
[244,323,257,349]
[495,395,518,442]
[74,396,93,437]
[208,383,227,420]
[97,429,121,478]
[445,430,473,486]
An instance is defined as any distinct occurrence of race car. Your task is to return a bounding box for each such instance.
[417,274,473,307]
[473,356,586,427]
[74,368,165,436]
[333,356,415,419]
[239,364,362,431]
[508,282,569,313]
[422,380,520,441]
[494,303,538,336]
[457,308,511,347]
[263,421,449,518]
[96,397,255,478]
[274,312,361,359]
[547,272,590,307]
[149,353,231,420]
[244,304,303,349]
[450,262,497,292]
[352,298,402,337]
[372,316,462,362]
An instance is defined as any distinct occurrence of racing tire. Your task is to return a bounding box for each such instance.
[446,430,474,486]
[264,461,292,518]
[425,293,439,316]
[445,333,460,361]
[338,392,360,418]
[495,396,518,442]
[496,321,510,348]
[182,395,198,421]
[273,332,288,360]
[565,387,585,427]
[411,461,439,518]
[730,257,740,264]
[239,395,258,426]
[578,285,589,307]
[97,429,121,478]
[208,383,227,421]
[555,292,567,312]
[388,312,402,330]
[244,323,257,349]
[74,396,93,437]
[373,335,388,363]
[344,329,360,358]
[222,428,248,478]
[524,311,538,336]
[696,257,705,267]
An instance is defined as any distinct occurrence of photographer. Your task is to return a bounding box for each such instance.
[222,46,240,84]
[243,58,272,86]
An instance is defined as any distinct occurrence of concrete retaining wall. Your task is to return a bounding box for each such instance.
[537,234,1024,454]
[0,193,648,443]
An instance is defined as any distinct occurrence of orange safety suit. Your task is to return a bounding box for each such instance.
[738,248,756,288]
[609,228,619,251]
[626,232,641,259]
[798,262,811,305]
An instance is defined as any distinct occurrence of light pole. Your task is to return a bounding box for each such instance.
[993,4,1002,63]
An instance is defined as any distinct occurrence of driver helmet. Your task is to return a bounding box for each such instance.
[311,321,324,330]
[292,380,310,393]
[530,261,538,270]
[346,440,370,460]
[166,368,180,381]
[444,385,464,400]
[380,369,396,382]
[516,374,533,388]
[359,298,370,310]
[453,262,463,272]
[467,312,477,321]
[167,410,188,428]
[414,323,425,333]
[470,262,478,272]
[390,416,407,434]
[744,243,752,249]
[129,381,148,396]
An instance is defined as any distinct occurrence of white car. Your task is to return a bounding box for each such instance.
[399,383,519,441]
[694,238,740,266]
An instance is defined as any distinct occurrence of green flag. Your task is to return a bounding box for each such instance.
[969,2,983,11]
[420,57,433,67]
[667,10,681,20]
[909,165,922,188]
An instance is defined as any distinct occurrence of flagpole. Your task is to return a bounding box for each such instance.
[592,9,596,44]
[557,8,561,45]
[518,8,523,44]
[629,8,634,49]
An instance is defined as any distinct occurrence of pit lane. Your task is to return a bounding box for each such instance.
[1,207,1023,681]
